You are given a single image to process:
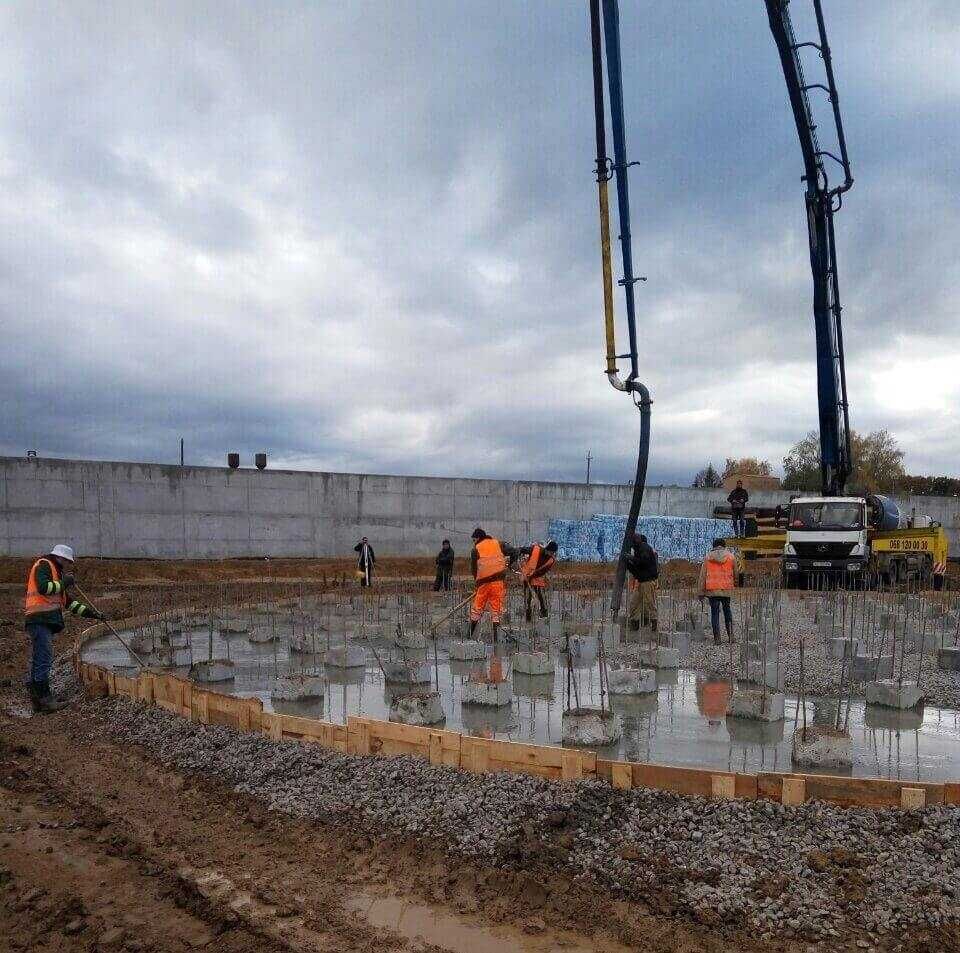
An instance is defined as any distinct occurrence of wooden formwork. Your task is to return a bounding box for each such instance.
[75,619,954,811]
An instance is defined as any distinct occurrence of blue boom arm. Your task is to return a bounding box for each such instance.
[764,0,854,496]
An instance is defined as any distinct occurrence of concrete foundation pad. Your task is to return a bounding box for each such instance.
[511,651,555,676]
[938,647,960,671]
[271,675,325,701]
[448,640,487,661]
[247,626,277,644]
[850,654,895,681]
[607,667,657,695]
[219,620,252,635]
[739,641,777,667]
[461,678,512,707]
[726,716,785,746]
[389,692,446,726]
[827,637,865,660]
[561,708,624,747]
[740,661,785,692]
[725,689,785,722]
[639,646,679,669]
[865,678,923,710]
[191,660,235,683]
[864,705,923,731]
[395,631,426,651]
[324,645,367,669]
[792,725,853,769]
[381,660,433,684]
[512,672,555,699]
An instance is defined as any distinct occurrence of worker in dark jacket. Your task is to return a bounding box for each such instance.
[517,540,558,621]
[354,537,375,587]
[727,481,749,538]
[625,534,659,632]
[24,544,103,712]
[434,539,455,591]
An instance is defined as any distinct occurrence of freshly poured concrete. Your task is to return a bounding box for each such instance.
[81,622,960,781]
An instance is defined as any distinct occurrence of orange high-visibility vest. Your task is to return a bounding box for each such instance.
[24,557,65,618]
[704,553,735,592]
[521,544,555,588]
[475,537,507,584]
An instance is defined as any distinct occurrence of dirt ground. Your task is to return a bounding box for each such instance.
[0,558,945,953]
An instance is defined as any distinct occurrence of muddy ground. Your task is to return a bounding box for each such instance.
[0,558,953,952]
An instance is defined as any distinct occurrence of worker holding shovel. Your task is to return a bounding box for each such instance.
[468,527,518,646]
[23,544,104,713]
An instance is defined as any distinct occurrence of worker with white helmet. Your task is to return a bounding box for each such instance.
[23,544,103,713]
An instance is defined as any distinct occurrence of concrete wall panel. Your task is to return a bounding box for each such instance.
[3,456,959,559]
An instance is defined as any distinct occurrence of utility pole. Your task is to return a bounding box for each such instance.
[586,450,592,485]
[180,437,184,466]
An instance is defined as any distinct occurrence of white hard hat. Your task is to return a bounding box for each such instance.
[50,544,75,562]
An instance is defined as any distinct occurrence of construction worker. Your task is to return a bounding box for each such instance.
[625,533,658,632]
[354,537,375,588]
[517,540,558,621]
[24,544,103,713]
[468,527,517,643]
[434,539,455,591]
[728,480,749,538]
[698,537,741,645]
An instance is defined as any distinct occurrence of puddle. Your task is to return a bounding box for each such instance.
[346,891,630,953]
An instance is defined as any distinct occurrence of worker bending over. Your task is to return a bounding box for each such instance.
[24,544,104,713]
[699,537,742,645]
[625,533,659,632]
[517,540,558,621]
[469,527,517,643]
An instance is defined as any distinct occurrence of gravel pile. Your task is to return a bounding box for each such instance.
[96,695,960,942]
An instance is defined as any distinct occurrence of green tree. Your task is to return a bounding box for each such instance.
[692,463,723,488]
[782,429,906,493]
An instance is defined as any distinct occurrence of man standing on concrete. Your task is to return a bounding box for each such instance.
[468,527,517,643]
[625,534,659,633]
[434,539,455,591]
[517,540,558,622]
[727,480,749,538]
[699,538,741,645]
[24,544,103,713]
[354,537,375,588]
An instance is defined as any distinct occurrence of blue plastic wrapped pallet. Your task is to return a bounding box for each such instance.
[547,514,734,562]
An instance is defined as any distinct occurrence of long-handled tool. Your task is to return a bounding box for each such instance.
[74,584,148,668]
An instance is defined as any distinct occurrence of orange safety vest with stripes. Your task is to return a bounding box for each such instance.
[704,553,735,592]
[24,557,66,618]
[475,537,507,585]
[520,544,555,588]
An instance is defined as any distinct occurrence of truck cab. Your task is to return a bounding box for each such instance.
[782,496,869,583]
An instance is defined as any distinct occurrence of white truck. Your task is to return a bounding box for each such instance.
[779,495,947,587]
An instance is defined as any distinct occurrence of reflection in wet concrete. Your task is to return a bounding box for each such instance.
[82,624,960,782]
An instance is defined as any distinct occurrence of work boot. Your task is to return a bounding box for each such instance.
[713,635,722,646]
[650,618,658,634]
[34,680,68,714]
[524,608,533,623]
[28,681,45,713]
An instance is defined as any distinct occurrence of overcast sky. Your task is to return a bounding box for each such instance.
[2,2,958,485]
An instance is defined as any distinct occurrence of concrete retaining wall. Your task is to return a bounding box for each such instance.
[2,456,958,558]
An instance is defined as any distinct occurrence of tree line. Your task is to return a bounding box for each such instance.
[692,431,960,496]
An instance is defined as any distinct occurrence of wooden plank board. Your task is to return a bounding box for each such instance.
[764,772,944,808]
[944,782,960,805]
[483,738,565,779]
[734,773,758,800]
[461,737,489,774]
[632,763,725,798]
[611,762,632,790]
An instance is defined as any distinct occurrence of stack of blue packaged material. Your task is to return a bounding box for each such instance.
[547,514,734,562]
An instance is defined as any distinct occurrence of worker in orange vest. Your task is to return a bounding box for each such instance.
[698,537,741,645]
[24,544,103,712]
[468,527,517,644]
[517,540,558,622]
